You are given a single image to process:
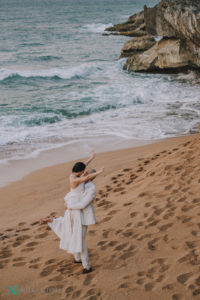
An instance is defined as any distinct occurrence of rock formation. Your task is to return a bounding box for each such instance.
[105,0,200,73]
[120,35,156,58]
[105,11,147,37]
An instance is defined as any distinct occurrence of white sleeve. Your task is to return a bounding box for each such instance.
[67,187,96,210]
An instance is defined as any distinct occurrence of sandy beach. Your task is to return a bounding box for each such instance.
[1,133,200,300]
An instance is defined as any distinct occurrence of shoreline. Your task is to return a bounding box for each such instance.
[0,135,157,188]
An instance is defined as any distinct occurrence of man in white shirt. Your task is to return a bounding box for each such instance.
[66,168,97,273]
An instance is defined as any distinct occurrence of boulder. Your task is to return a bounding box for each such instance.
[120,35,156,58]
[105,10,147,37]
[124,38,194,72]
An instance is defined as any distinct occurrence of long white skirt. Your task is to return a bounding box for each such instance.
[48,209,83,254]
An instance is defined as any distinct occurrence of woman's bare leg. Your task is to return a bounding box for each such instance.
[39,217,53,225]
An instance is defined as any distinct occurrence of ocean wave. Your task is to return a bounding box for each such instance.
[176,71,200,85]
[82,23,113,33]
[33,55,62,61]
[0,63,104,81]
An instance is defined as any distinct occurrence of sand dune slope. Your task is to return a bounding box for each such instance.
[0,134,200,300]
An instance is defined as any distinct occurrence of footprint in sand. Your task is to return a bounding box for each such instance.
[40,264,58,277]
[35,232,49,239]
[123,202,133,207]
[83,274,93,286]
[45,258,57,265]
[165,184,173,190]
[65,286,74,295]
[108,210,118,216]
[84,288,98,297]
[125,180,133,185]
[115,229,122,235]
[123,168,131,172]
[107,240,118,248]
[118,283,128,288]
[137,221,144,227]
[13,261,27,267]
[26,241,38,247]
[136,278,145,285]
[130,174,138,180]
[147,238,159,251]
[114,243,127,251]
[158,223,173,231]
[49,274,64,282]
[21,228,30,232]
[18,222,26,226]
[176,272,193,284]
[182,217,192,224]
[13,257,26,262]
[181,204,195,212]
[29,257,42,266]
[97,240,107,246]
[130,212,138,218]
[125,222,132,228]
[192,198,200,204]
[113,187,125,192]
[191,230,197,236]
[162,283,174,290]
[12,235,31,247]
[71,290,82,298]
[102,230,110,238]
[100,216,112,223]
[156,275,165,282]
[0,259,10,269]
[150,172,155,176]
[193,289,200,296]
[136,167,144,173]
[122,229,134,237]
[0,246,12,258]
[119,251,134,260]
[97,200,110,207]
[185,241,196,249]
[144,282,154,291]
[172,294,182,300]
[30,221,39,226]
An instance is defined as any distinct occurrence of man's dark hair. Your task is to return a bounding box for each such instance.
[72,162,86,173]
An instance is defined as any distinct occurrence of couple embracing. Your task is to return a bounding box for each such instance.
[40,151,104,274]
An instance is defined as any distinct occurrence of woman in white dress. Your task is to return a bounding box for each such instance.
[40,151,104,273]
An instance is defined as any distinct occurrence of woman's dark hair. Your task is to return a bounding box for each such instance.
[72,162,86,173]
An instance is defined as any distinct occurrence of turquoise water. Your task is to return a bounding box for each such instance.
[0,0,200,162]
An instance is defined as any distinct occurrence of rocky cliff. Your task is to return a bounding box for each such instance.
[105,0,200,73]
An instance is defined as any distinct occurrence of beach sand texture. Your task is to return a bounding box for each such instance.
[0,133,200,300]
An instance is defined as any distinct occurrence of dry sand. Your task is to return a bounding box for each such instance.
[0,133,200,300]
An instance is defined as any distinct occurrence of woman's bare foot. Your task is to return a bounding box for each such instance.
[39,217,53,225]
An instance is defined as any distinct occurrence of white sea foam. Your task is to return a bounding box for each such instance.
[82,23,113,33]
[0,63,105,81]
[176,71,200,84]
